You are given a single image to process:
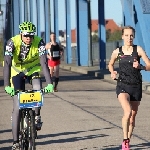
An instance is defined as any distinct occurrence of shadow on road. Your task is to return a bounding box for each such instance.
[0,138,13,145]
[0,79,4,87]
[37,133,109,145]
[0,129,11,134]
[102,142,150,150]
[53,89,116,92]
[0,146,12,150]
[38,128,113,139]
[41,68,119,83]
[36,128,115,146]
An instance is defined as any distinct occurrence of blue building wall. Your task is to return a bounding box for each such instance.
[122,0,150,82]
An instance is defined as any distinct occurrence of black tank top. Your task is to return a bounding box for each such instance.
[118,45,142,85]
[50,43,60,61]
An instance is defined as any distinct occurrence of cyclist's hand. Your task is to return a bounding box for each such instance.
[44,84,54,93]
[5,86,15,96]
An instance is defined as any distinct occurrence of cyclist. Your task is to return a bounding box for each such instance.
[108,26,150,150]
[3,21,54,150]
[45,32,63,92]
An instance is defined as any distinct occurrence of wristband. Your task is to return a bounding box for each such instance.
[140,64,146,70]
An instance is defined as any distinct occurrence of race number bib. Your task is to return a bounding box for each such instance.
[18,92,43,109]
[53,51,59,57]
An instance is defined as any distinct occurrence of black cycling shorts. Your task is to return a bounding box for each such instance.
[12,72,40,91]
[116,82,142,101]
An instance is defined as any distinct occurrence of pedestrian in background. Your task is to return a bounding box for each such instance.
[45,32,63,92]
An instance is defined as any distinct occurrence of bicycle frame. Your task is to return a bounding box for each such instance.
[18,90,44,150]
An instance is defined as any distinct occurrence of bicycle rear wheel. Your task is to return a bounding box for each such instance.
[28,110,36,150]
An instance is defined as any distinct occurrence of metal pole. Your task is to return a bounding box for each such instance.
[44,0,50,43]
[49,0,51,33]
[98,0,106,69]
[76,0,80,66]
[87,0,93,66]
[10,0,13,36]
[0,0,1,11]
[0,1,3,17]
[25,0,28,21]
[65,0,72,64]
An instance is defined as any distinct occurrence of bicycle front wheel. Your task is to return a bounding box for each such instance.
[29,110,36,150]
[19,110,28,150]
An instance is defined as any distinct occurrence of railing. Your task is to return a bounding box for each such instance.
[62,40,123,66]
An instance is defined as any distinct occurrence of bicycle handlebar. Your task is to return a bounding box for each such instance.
[15,89,45,95]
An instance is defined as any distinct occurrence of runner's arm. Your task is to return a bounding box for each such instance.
[45,43,52,60]
[108,48,118,73]
[58,43,64,56]
[3,39,14,87]
[137,46,150,71]
[38,39,52,84]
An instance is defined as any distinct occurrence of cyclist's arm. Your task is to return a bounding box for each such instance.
[38,39,52,84]
[3,39,14,87]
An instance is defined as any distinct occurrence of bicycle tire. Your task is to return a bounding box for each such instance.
[20,110,28,150]
[29,110,36,150]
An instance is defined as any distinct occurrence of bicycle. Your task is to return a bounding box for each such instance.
[17,89,44,150]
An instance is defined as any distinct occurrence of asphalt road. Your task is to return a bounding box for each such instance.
[0,69,150,150]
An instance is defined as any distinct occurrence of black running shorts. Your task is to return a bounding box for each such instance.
[116,82,142,101]
[12,72,40,91]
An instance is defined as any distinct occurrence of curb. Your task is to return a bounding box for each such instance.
[60,64,150,94]
[1,65,150,94]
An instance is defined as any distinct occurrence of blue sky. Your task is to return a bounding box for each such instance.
[0,0,122,32]
[50,0,123,31]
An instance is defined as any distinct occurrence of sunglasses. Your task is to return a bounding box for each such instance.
[23,35,34,38]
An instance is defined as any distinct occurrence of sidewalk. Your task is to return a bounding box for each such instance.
[1,62,150,92]
[0,69,150,149]
[59,62,150,93]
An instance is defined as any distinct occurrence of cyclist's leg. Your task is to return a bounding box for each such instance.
[11,73,25,146]
[32,78,42,115]
[29,73,42,130]
[28,72,41,115]
[12,96,20,144]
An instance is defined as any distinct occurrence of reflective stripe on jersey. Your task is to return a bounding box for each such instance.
[11,63,41,75]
